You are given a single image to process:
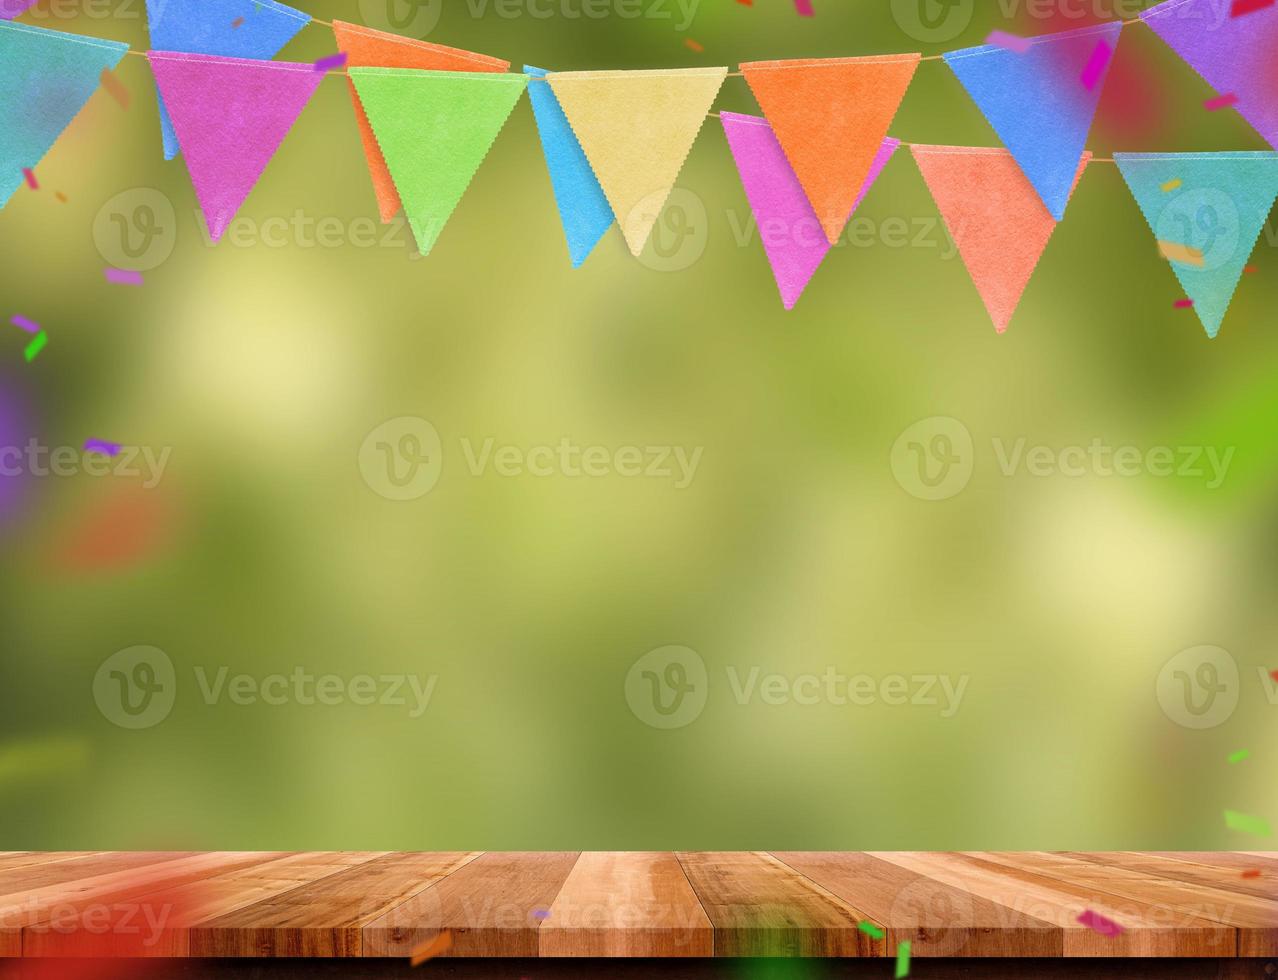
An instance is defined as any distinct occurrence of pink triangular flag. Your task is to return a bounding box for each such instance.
[721,111,897,309]
[148,51,323,241]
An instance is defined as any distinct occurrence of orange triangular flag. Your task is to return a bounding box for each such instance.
[910,145,1089,332]
[332,20,509,222]
[740,55,919,245]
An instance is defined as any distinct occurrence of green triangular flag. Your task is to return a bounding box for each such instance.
[349,67,528,255]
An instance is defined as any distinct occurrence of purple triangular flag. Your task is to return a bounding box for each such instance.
[147,51,322,241]
[721,111,897,309]
[1142,0,1278,150]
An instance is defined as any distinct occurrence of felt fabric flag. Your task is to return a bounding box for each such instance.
[145,0,310,160]
[333,21,509,223]
[349,67,528,255]
[0,20,128,209]
[526,66,615,268]
[549,67,727,256]
[1,0,37,19]
[721,111,897,309]
[1141,0,1278,151]
[738,55,919,245]
[1115,151,1278,337]
[944,21,1121,220]
[911,145,1089,332]
[148,51,322,241]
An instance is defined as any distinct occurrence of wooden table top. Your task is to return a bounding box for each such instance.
[0,851,1273,959]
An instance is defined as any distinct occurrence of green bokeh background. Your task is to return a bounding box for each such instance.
[2,0,1277,850]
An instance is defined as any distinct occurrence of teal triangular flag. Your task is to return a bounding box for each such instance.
[524,66,614,268]
[1115,152,1278,338]
[0,20,128,209]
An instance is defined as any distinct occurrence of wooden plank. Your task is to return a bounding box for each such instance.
[677,852,879,957]
[1147,852,1278,875]
[191,851,476,957]
[24,852,389,957]
[362,852,579,958]
[774,851,1060,957]
[0,854,101,874]
[538,852,712,957]
[872,853,1234,957]
[1065,852,1278,903]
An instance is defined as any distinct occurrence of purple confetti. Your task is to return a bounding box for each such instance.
[104,268,144,286]
[312,52,348,72]
[83,439,121,456]
[986,30,1032,54]
[1079,38,1113,91]
[10,315,39,334]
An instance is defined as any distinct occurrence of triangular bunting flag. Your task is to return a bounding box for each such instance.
[721,112,897,309]
[349,67,527,256]
[739,55,919,246]
[548,67,727,257]
[333,20,509,223]
[1115,151,1278,338]
[944,22,1120,220]
[911,145,1089,332]
[1142,0,1278,152]
[0,20,127,208]
[148,51,322,241]
[1,1,38,19]
[146,0,310,161]
[525,66,614,268]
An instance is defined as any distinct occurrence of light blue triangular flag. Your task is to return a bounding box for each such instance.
[944,21,1121,220]
[0,20,128,209]
[524,65,614,267]
[145,0,310,160]
[1115,151,1278,338]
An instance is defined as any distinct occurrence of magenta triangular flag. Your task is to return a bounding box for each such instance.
[720,111,897,309]
[147,51,322,241]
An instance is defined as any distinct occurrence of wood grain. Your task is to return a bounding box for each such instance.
[539,852,712,957]
[678,851,879,957]
[361,852,579,958]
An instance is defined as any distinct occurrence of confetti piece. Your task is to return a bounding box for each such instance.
[231,16,244,27]
[409,930,452,966]
[857,921,885,940]
[24,332,47,363]
[684,38,704,53]
[1243,869,1262,878]
[1270,669,1278,681]
[1174,298,1195,308]
[1159,240,1205,266]
[794,0,813,14]
[531,908,551,920]
[83,440,121,457]
[1244,264,1257,273]
[1225,810,1272,837]
[1204,92,1238,111]
[895,939,911,978]
[736,0,752,5]
[1077,910,1124,936]
[54,191,67,203]
[10,315,39,334]
[1161,178,1182,192]
[104,268,143,286]
[986,30,1033,54]
[21,168,37,190]
[99,67,130,109]
[1228,749,1250,764]
[312,52,348,72]
[1079,38,1112,91]
[1231,0,1274,15]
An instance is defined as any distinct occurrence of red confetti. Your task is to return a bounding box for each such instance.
[231,15,244,27]
[21,168,37,189]
[1270,669,1278,682]
[1174,299,1195,308]
[1244,264,1258,274]
[684,38,704,52]
[1242,869,1262,878]
[1231,0,1274,15]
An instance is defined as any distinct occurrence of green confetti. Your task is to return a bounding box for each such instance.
[23,331,46,362]
[1225,810,1272,837]
[895,939,911,978]
[857,921,885,940]
[1228,749,1250,764]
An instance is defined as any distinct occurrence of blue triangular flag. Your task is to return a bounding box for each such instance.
[944,21,1120,220]
[524,65,614,267]
[145,0,310,160]
[0,20,128,209]
[1115,151,1278,338]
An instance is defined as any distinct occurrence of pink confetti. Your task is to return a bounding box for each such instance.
[1079,38,1112,91]
[1204,92,1238,110]
[21,167,37,189]
[986,30,1032,54]
[1174,298,1195,308]
[1077,910,1124,936]
[104,268,143,286]
[794,0,813,14]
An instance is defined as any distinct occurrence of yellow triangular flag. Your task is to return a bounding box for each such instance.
[549,67,727,256]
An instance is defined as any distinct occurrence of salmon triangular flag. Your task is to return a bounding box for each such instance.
[739,55,919,245]
[548,67,727,256]
[332,20,509,223]
[911,145,1089,332]
[349,67,527,255]
[148,51,322,241]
